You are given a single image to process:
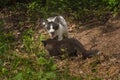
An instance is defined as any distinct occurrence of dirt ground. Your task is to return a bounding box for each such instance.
[56,17,120,79]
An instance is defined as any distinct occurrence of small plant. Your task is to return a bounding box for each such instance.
[22,29,35,53]
[36,52,57,79]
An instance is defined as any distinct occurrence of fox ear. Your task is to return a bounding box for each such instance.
[54,16,60,23]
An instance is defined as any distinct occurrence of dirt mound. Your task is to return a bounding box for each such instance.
[56,18,120,79]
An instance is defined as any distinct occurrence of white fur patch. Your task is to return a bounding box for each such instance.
[49,25,55,33]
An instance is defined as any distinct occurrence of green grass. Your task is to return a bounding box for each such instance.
[0,33,57,79]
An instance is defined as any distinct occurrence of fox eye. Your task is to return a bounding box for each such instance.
[53,25,59,30]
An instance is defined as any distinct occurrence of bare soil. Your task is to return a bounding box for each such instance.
[56,16,120,79]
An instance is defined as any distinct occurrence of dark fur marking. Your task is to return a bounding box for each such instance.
[42,38,87,58]
[47,22,59,30]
